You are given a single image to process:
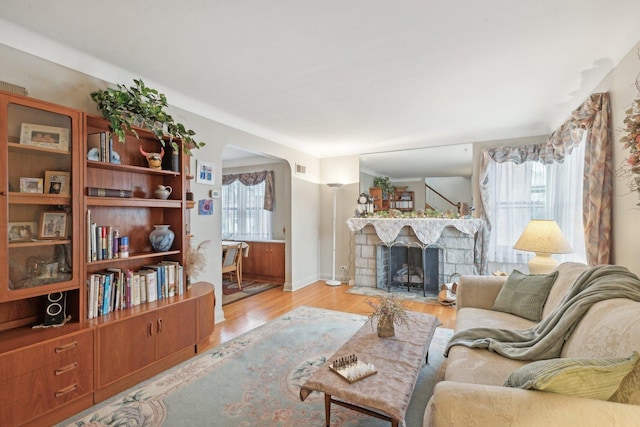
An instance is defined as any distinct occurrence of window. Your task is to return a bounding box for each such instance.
[222,180,272,240]
[486,141,587,271]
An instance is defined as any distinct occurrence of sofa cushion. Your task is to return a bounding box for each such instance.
[491,270,558,322]
[455,307,536,333]
[503,352,639,400]
[446,345,528,386]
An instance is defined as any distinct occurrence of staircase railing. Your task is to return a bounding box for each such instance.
[425,183,459,213]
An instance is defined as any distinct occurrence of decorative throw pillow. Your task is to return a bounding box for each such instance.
[504,352,640,401]
[610,352,640,405]
[491,270,558,322]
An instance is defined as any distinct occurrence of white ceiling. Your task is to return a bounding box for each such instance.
[1,1,639,166]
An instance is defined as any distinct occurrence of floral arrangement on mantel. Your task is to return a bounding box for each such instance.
[366,295,411,337]
[360,208,460,219]
[618,54,640,201]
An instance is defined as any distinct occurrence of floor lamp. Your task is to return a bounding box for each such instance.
[326,183,343,286]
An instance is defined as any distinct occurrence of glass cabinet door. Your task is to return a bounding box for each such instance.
[2,98,79,301]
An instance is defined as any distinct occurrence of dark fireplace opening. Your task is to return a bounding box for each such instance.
[376,243,443,297]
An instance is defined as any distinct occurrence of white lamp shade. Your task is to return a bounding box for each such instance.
[513,220,572,274]
[513,220,572,254]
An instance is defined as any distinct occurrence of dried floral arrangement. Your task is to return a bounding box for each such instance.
[366,294,411,329]
[618,51,640,200]
[185,240,210,279]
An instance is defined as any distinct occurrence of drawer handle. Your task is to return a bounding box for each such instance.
[55,341,78,353]
[55,362,78,376]
[157,318,163,333]
[55,383,78,398]
[148,322,153,337]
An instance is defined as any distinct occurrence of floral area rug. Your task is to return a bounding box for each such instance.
[346,285,441,305]
[59,306,453,427]
[221,278,281,305]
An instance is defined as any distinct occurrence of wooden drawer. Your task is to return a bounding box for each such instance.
[0,329,93,382]
[0,329,93,426]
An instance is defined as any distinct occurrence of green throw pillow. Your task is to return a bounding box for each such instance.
[504,352,640,401]
[491,270,558,322]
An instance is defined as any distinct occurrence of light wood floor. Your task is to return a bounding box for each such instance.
[205,281,456,350]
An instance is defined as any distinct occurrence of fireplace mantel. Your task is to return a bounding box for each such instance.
[346,217,483,245]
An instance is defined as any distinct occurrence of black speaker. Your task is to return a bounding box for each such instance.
[44,292,67,326]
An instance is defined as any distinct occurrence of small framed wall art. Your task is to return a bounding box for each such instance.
[198,199,213,215]
[20,123,70,152]
[196,160,215,185]
[44,171,70,195]
[39,211,68,239]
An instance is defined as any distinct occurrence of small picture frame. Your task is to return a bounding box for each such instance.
[20,123,70,152]
[39,211,68,239]
[196,160,215,185]
[19,177,43,193]
[44,171,70,195]
[8,221,37,241]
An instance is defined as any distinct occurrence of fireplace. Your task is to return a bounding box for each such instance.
[376,242,443,296]
[348,218,483,291]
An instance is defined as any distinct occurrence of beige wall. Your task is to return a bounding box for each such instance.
[596,41,640,275]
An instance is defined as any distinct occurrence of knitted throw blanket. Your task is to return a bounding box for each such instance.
[444,265,640,361]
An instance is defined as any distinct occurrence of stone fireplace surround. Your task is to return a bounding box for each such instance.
[347,218,483,291]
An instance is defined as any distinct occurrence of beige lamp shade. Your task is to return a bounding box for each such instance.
[513,220,572,274]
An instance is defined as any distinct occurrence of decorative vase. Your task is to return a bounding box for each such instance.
[377,314,395,337]
[149,225,174,252]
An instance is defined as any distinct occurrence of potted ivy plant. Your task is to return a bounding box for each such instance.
[90,79,205,155]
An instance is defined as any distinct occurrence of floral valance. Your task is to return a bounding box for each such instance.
[222,170,274,211]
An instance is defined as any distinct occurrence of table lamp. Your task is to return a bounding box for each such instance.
[513,220,572,274]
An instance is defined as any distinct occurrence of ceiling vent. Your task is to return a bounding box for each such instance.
[0,81,27,96]
[295,163,306,174]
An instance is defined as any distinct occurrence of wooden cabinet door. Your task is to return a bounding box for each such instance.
[155,299,196,360]
[96,312,156,387]
[269,243,285,283]
[252,243,273,277]
[196,285,215,349]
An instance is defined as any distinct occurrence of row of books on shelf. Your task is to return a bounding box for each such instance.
[86,210,130,261]
[87,261,184,319]
[87,131,116,163]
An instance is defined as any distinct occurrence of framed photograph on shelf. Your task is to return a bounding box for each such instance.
[20,123,70,152]
[44,170,70,195]
[8,221,37,241]
[196,160,215,185]
[19,177,43,193]
[38,211,68,239]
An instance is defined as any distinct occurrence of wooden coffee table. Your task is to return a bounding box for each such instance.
[300,311,441,427]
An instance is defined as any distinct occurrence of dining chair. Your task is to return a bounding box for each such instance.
[222,243,243,290]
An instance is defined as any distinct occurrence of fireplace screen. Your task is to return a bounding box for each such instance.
[376,242,443,297]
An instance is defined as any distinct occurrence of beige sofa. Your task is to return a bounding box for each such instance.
[425,262,640,426]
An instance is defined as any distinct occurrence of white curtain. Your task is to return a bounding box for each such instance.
[487,140,587,272]
[222,180,272,240]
